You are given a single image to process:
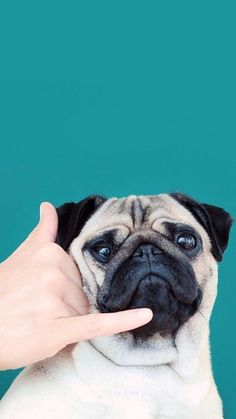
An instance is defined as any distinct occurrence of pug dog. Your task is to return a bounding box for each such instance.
[0,193,233,419]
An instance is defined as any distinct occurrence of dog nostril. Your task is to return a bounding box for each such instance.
[132,244,163,258]
[132,248,144,257]
[151,246,163,255]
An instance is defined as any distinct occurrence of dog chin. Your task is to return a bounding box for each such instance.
[87,333,178,367]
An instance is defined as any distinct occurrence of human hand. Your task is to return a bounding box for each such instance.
[0,203,153,370]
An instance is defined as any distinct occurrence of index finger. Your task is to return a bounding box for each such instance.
[59,308,153,345]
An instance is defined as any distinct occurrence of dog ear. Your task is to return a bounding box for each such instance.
[171,193,233,262]
[56,195,107,251]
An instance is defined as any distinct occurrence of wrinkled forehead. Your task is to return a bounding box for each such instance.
[79,193,208,240]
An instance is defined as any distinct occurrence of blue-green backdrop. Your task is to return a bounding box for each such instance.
[0,1,235,417]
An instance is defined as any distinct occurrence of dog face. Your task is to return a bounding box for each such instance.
[56,193,233,362]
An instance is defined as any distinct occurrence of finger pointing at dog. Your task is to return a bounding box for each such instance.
[0,202,153,370]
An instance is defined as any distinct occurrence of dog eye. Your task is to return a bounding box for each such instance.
[176,233,196,250]
[90,242,113,263]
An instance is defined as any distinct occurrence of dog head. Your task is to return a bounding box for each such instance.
[56,193,233,364]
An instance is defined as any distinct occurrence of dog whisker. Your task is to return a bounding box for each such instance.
[197,310,208,323]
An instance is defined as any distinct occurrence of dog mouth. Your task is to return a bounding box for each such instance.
[128,273,202,339]
[99,272,172,311]
[97,267,202,339]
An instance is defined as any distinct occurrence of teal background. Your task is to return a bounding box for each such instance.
[0,1,235,416]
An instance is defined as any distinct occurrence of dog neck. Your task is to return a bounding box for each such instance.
[72,313,212,383]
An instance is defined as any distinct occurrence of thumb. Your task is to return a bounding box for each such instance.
[27,202,58,243]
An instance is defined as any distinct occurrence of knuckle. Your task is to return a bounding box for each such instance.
[35,245,50,261]
[41,267,63,289]
[43,295,62,312]
[32,297,62,325]
[37,242,63,260]
[49,242,65,258]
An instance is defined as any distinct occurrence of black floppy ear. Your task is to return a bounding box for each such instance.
[171,193,234,262]
[56,195,107,251]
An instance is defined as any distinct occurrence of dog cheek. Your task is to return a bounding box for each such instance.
[192,253,218,288]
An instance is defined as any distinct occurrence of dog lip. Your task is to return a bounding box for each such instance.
[136,272,168,285]
[142,265,199,305]
[97,273,171,313]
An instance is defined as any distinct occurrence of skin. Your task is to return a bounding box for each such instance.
[0,202,153,370]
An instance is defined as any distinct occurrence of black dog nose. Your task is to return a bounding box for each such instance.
[132,243,163,258]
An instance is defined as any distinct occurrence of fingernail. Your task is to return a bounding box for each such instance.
[39,203,44,219]
[39,202,48,220]
[137,308,153,321]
